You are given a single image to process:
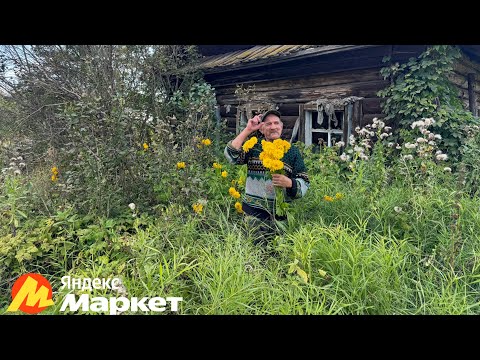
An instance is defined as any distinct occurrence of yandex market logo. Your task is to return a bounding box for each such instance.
[7,273,54,314]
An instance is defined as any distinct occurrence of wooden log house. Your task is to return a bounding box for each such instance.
[197,45,480,147]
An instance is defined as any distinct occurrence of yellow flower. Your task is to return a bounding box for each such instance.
[143,142,149,151]
[221,170,228,178]
[51,166,59,176]
[324,195,334,202]
[177,162,186,169]
[335,192,344,200]
[235,201,244,214]
[228,187,241,199]
[202,138,212,146]
[192,203,203,214]
[242,137,258,153]
[51,175,57,182]
[213,162,222,169]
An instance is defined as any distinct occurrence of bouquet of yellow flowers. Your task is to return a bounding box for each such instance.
[259,139,291,217]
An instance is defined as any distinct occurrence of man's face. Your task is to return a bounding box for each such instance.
[261,114,283,141]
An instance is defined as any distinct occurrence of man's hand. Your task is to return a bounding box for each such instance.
[271,174,292,188]
[230,115,264,150]
[245,115,264,134]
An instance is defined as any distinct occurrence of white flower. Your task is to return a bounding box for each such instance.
[434,134,442,139]
[394,206,402,213]
[384,126,392,132]
[17,156,23,161]
[13,169,21,175]
[404,142,417,149]
[380,133,389,139]
[403,155,413,160]
[436,154,448,161]
[423,118,435,126]
[387,142,394,147]
[19,162,26,168]
[335,141,345,148]
[340,153,349,161]
[411,120,425,129]
[416,138,427,143]
[128,203,136,211]
[443,167,452,172]
[9,162,16,167]
[436,150,443,155]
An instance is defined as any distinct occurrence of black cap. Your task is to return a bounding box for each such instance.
[261,109,281,122]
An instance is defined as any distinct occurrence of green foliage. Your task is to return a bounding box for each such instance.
[378,45,479,160]
[458,125,480,195]
[4,46,480,315]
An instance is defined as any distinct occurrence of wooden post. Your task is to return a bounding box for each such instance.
[298,104,305,143]
[468,73,477,116]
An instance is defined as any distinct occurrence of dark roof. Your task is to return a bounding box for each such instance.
[198,45,375,72]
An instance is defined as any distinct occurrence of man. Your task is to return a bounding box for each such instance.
[224,109,310,240]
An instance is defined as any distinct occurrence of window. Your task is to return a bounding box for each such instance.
[305,109,345,147]
[303,100,357,148]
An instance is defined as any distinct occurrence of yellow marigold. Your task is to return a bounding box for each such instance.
[324,195,334,202]
[228,187,240,199]
[177,162,186,169]
[51,166,59,175]
[273,138,291,152]
[263,158,283,172]
[143,142,149,151]
[213,162,222,169]
[335,192,344,200]
[221,170,228,178]
[235,201,244,214]
[202,138,212,146]
[242,137,258,153]
[192,203,203,214]
[51,175,58,182]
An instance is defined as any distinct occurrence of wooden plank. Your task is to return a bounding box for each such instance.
[214,68,383,95]
[277,103,301,116]
[216,80,389,105]
[205,55,389,88]
[290,117,300,143]
[280,115,297,129]
[392,45,428,55]
[454,61,480,77]
[468,73,477,116]
[352,100,363,131]
[458,55,480,74]
[362,97,384,114]
[226,117,236,128]
[298,104,305,143]
[282,129,293,140]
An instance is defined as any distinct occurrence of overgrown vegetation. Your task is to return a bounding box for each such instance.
[1,45,480,314]
[378,45,479,160]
